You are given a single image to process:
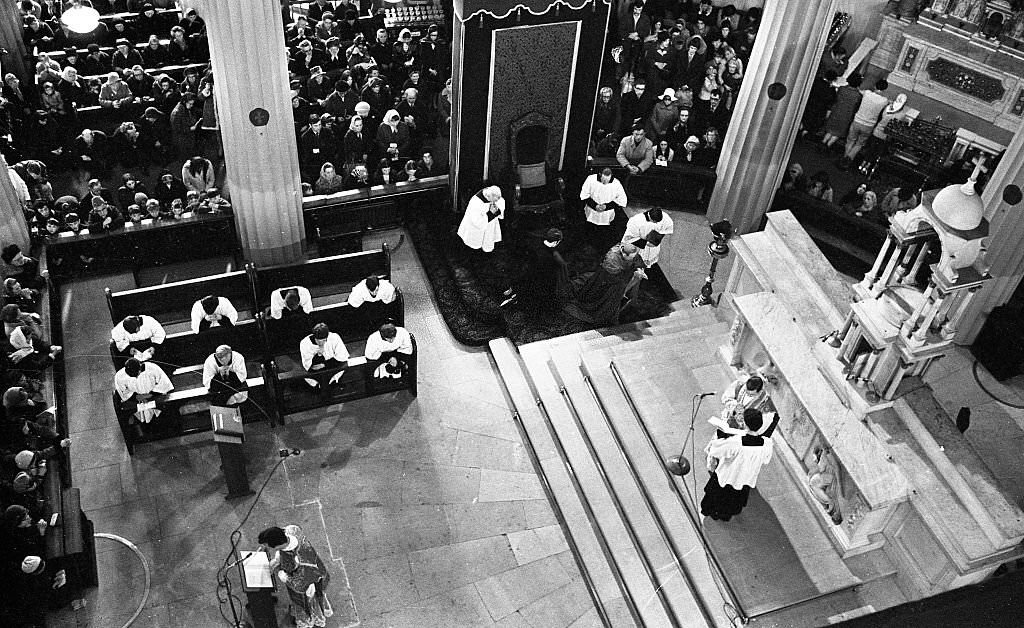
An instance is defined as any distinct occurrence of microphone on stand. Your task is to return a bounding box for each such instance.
[666,392,717,476]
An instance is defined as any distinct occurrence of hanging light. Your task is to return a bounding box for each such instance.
[61,5,101,34]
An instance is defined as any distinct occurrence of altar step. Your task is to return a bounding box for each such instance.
[490,305,894,627]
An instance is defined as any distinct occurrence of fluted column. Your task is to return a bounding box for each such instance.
[706,0,837,234]
[955,127,1024,344]
[0,154,29,253]
[196,0,306,266]
[0,1,30,84]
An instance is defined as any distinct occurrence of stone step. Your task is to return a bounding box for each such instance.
[584,322,733,366]
[577,312,724,354]
[488,338,639,627]
[599,346,864,619]
[549,348,730,628]
[518,342,679,628]
[520,304,719,354]
[895,389,1024,545]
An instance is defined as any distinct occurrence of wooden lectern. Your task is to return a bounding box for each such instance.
[237,550,278,628]
[211,405,254,499]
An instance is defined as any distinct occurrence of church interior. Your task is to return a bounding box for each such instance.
[3,0,1024,626]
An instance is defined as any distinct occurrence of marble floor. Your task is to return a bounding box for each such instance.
[47,208,1024,628]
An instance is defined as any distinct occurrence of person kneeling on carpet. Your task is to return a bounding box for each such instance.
[365,321,413,379]
[299,323,348,392]
[700,408,773,522]
[500,228,569,311]
[457,185,505,254]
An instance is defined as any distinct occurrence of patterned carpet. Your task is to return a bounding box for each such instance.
[406,201,676,346]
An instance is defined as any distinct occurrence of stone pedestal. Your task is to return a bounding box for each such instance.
[0,154,30,254]
[955,127,1024,343]
[196,0,306,266]
[705,0,837,235]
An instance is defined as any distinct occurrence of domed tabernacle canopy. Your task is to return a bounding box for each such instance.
[931,179,984,232]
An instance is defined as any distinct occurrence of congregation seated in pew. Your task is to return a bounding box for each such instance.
[268,286,313,321]
[113,357,173,437]
[110,314,166,364]
[299,322,348,393]
[190,294,238,333]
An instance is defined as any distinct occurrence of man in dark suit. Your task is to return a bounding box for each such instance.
[693,89,730,135]
[674,36,706,92]
[617,1,652,79]
[299,114,334,182]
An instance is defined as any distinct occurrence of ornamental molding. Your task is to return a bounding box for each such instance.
[455,0,611,23]
[925,57,1008,101]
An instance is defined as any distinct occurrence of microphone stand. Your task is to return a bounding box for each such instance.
[666,392,712,476]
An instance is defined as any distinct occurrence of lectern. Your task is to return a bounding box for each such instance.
[238,550,278,628]
[211,405,253,499]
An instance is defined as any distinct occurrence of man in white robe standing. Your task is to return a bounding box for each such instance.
[457,185,505,253]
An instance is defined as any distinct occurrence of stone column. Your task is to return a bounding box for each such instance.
[706,0,837,235]
[0,154,29,253]
[0,1,30,83]
[955,128,1024,344]
[195,0,306,266]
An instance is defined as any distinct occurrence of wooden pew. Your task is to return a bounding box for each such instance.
[267,332,417,417]
[587,157,718,206]
[302,176,447,253]
[105,268,254,333]
[112,360,277,456]
[246,246,392,313]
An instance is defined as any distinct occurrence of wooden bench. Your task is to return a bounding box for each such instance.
[43,471,98,588]
[105,268,254,334]
[247,247,392,313]
[302,176,448,254]
[588,157,717,206]
[268,333,417,417]
[112,362,277,455]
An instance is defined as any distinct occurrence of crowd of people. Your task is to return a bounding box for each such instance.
[285,5,452,191]
[591,0,764,183]
[4,1,454,275]
[0,244,75,627]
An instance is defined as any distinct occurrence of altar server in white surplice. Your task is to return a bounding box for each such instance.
[457,185,505,253]
[700,408,773,521]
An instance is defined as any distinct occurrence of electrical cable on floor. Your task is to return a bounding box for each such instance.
[216,451,295,627]
[971,360,1024,409]
[92,533,152,628]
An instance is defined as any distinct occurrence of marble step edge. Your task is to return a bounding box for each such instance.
[576,317,730,355]
[519,306,719,352]
[577,347,865,622]
[891,398,1024,547]
[488,338,660,628]
[517,346,701,628]
[548,349,733,628]
[580,322,733,361]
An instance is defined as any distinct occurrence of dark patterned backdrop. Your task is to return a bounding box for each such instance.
[488,21,579,180]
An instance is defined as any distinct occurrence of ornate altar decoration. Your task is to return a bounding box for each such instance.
[882,117,957,180]
[872,0,1024,135]
[833,163,991,400]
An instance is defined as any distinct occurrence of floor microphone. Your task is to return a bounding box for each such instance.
[698,391,716,398]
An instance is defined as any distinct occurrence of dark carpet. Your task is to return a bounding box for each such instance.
[406,202,676,347]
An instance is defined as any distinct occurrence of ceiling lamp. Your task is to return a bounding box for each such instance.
[61,5,101,34]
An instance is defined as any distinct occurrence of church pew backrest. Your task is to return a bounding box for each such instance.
[105,269,254,327]
[260,289,404,359]
[247,245,391,307]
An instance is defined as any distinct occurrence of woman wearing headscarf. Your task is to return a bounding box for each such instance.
[314,162,345,195]
[342,115,373,168]
[375,109,410,161]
